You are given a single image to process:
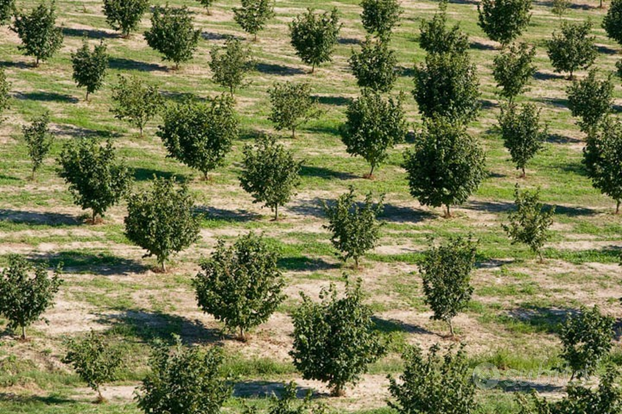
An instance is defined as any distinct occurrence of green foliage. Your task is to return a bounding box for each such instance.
[419,1,469,55]
[71,40,109,101]
[193,232,286,340]
[102,0,149,37]
[322,187,384,267]
[158,95,237,180]
[0,67,9,122]
[546,21,597,79]
[348,36,398,93]
[404,117,486,218]
[477,0,532,45]
[124,177,200,272]
[22,112,53,180]
[58,139,132,223]
[0,255,62,340]
[268,81,318,138]
[419,237,477,335]
[290,277,385,396]
[360,0,402,40]
[492,42,537,103]
[502,185,555,262]
[11,2,63,66]
[340,90,408,176]
[209,37,254,95]
[240,135,301,220]
[233,0,275,41]
[389,344,477,414]
[136,335,232,414]
[552,0,570,17]
[0,0,14,24]
[110,75,164,136]
[254,382,323,414]
[566,69,614,134]
[144,5,200,69]
[497,103,546,177]
[603,0,622,45]
[289,8,341,73]
[197,0,214,15]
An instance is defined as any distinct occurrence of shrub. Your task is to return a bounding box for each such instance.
[360,0,402,40]
[340,90,408,177]
[240,135,301,220]
[71,40,109,101]
[0,67,9,122]
[552,0,570,17]
[209,37,253,95]
[289,8,341,73]
[603,0,622,46]
[546,21,596,80]
[233,0,274,41]
[290,277,385,397]
[158,95,237,180]
[348,36,398,93]
[268,81,319,138]
[0,255,62,340]
[11,2,63,66]
[566,69,614,134]
[102,0,149,38]
[193,232,285,341]
[197,0,214,15]
[110,75,163,137]
[477,0,532,46]
[124,177,200,272]
[419,0,469,55]
[23,112,54,181]
[492,42,537,103]
[0,0,14,24]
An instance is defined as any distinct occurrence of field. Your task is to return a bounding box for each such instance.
[0,0,621,412]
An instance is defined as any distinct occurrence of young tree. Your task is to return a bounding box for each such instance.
[136,335,232,414]
[11,2,63,66]
[497,103,546,178]
[0,255,62,340]
[71,40,109,101]
[102,0,149,38]
[58,139,132,224]
[477,0,532,46]
[233,0,275,41]
[322,188,384,268]
[110,75,163,137]
[340,90,408,177]
[404,117,486,218]
[124,177,200,272]
[546,21,597,80]
[419,0,469,55]
[209,37,253,96]
[240,135,302,220]
[268,81,319,139]
[157,95,237,180]
[289,8,341,73]
[63,331,123,403]
[23,112,54,181]
[502,185,555,262]
[389,344,477,414]
[348,37,398,93]
[552,0,570,17]
[197,0,214,16]
[360,0,403,40]
[566,69,614,134]
[144,5,201,70]
[603,0,622,45]
[492,42,537,103]
[290,277,385,397]
[413,52,480,123]
[193,232,286,341]
[0,67,10,122]
[0,0,14,25]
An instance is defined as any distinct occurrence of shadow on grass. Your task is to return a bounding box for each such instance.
[534,71,565,81]
[108,57,168,72]
[0,393,75,405]
[467,200,594,217]
[338,37,361,45]
[300,165,358,181]
[372,316,435,336]
[312,95,352,107]
[288,198,326,218]
[27,251,146,276]
[380,203,435,224]
[234,381,321,399]
[496,379,565,393]
[503,305,577,334]
[596,44,618,55]
[0,209,80,226]
[196,206,261,223]
[278,256,339,272]
[545,133,582,144]
[0,60,31,69]
[397,65,415,77]
[470,41,497,51]
[133,167,190,183]
[54,124,121,139]
[16,91,78,103]
[62,27,117,39]
[255,62,306,76]
[202,31,232,41]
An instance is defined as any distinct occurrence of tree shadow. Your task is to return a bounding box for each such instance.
[397,65,415,77]
[0,60,30,69]
[27,251,146,276]
[255,62,306,76]
[504,305,577,334]
[372,316,435,335]
[108,57,168,72]
[160,90,206,103]
[16,91,78,103]
[288,198,326,218]
[54,124,121,139]
[496,379,566,393]
[202,31,231,41]
[476,258,515,269]
[0,393,75,405]
[467,200,594,217]
[470,41,497,51]
[62,27,117,39]
[132,167,190,183]
[304,124,340,136]
[380,203,434,224]
[312,95,352,107]
[0,209,80,227]
[0,174,21,182]
[534,71,565,81]
[195,206,261,223]
[300,165,358,181]
[481,99,497,110]
[534,97,568,108]
[448,0,479,5]
[278,256,339,272]
[338,37,361,45]
[234,381,322,399]
[596,44,618,55]
[545,133,582,144]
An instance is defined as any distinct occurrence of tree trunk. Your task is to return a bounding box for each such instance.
[30,168,36,181]
[85,91,90,102]
[139,125,144,138]
[367,164,375,179]
[160,260,166,273]
[238,327,247,342]
[448,320,455,337]
[538,251,544,263]
[274,205,279,221]
[92,210,97,225]
[21,325,26,340]
[616,200,620,214]
[254,33,258,42]
[520,167,526,179]
[291,127,296,139]
[444,204,451,218]
[311,65,315,74]
[331,385,345,397]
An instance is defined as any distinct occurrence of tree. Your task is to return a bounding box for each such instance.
[193,232,285,341]
[0,67,9,122]
[404,117,486,218]
[102,0,149,38]
[419,236,476,336]
[0,0,15,25]
[144,5,200,70]
[209,37,253,96]
[240,135,301,220]
[0,255,62,340]
[566,69,614,134]
[360,0,403,40]
[289,8,341,73]
[419,0,469,55]
[23,112,54,181]
[603,0,622,44]
[197,0,214,16]
[389,344,477,414]
[546,21,597,80]
[413,52,480,123]
[157,95,237,180]
[268,81,319,139]
[124,177,200,272]
[322,188,384,268]
[492,42,537,103]
[502,185,555,262]
[233,0,275,41]
[11,2,63,66]
[71,40,109,101]
[136,335,232,414]
[348,36,398,93]
[110,75,164,137]
[497,103,546,178]
[552,0,570,18]
[63,331,123,403]
[58,139,132,223]
[340,90,408,177]
[583,118,622,214]
[477,0,532,46]
[290,277,385,397]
